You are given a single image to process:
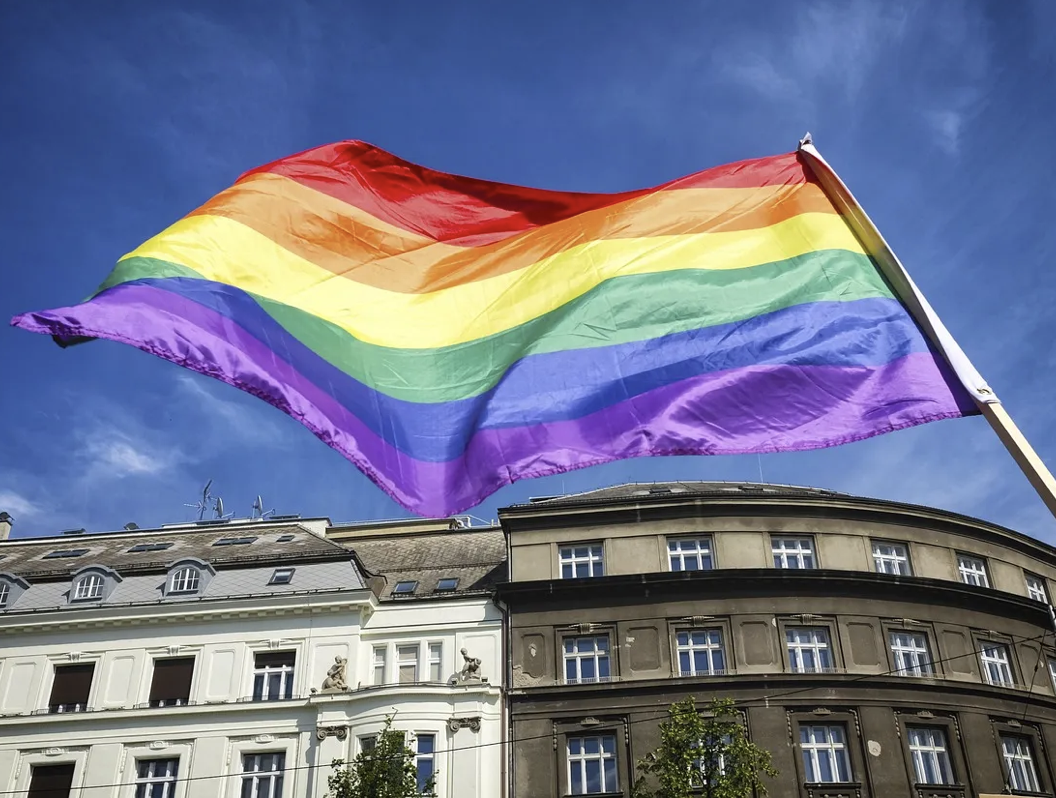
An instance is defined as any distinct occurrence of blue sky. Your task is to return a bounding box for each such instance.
[2,0,1056,540]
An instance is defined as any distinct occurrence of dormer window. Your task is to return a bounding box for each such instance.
[163,558,215,598]
[68,566,120,604]
[0,574,29,610]
[73,574,104,601]
[169,566,201,594]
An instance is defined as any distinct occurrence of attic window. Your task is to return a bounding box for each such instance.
[393,580,418,596]
[435,578,459,592]
[269,568,295,585]
[128,542,173,553]
[213,536,258,547]
[43,549,89,559]
[276,534,295,542]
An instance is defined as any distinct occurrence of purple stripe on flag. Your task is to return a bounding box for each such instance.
[13,285,976,516]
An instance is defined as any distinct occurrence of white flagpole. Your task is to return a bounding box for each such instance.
[796,134,1056,519]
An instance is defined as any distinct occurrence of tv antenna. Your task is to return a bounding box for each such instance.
[184,480,214,521]
[251,495,275,520]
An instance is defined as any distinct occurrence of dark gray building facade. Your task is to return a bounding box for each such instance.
[497,483,1056,798]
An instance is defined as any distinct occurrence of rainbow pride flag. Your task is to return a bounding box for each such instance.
[11,142,979,516]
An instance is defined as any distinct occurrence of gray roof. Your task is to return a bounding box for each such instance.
[0,521,367,615]
[516,481,846,507]
[342,528,506,600]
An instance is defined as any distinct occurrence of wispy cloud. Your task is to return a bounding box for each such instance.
[925,110,963,156]
[174,372,290,447]
[0,489,39,518]
[80,431,173,477]
[714,0,907,110]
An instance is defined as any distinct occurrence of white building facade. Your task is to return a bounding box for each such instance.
[0,514,505,798]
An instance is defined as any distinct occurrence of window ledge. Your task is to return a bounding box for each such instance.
[803,781,862,798]
[912,783,965,798]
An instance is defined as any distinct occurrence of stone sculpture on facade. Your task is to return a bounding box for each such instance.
[320,655,349,692]
[458,647,482,681]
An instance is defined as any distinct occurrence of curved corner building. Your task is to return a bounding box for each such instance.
[496,482,1056,798]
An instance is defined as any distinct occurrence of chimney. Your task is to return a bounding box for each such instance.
[0,512,12,541]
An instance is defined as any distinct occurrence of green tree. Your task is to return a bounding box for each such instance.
[632,697,777,798]
[327,715,436,798]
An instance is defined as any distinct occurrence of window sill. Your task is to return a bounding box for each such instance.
[803,780,861,798]
[912,783,965,798]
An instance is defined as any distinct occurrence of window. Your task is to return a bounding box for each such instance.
[149,657,194,707]
[241,752,285,798]
[43,548,88,559]
[360,736,377,754]
[890,632,933,676]
[435,577,459,592]
[213,536,257,546]
[772,537,815,569]
[668,538,713,571]
[1001,735,1041,792]
[27,764,75,798]
[907,728,953,785]
[253,651,295,700]
[135,758,179,798]
[1049,658,1056,692]
[560,545,604,578]
[372,646,386,684]
[398,644,418,683]
[567,735,618,795]
[800,724,851,783]
[980,643,1014,686]
[276,534,295,542]
[957,554,989,587]
[690,736,729,788]
[128,542,173,553]
[269,568,295,585]
[393,580,418,596]
[428,643,443,682]
[1026,573,1049,603]
[415,734,436,793]
[675,629,726,676]
[168,566,200,594]
[0,581,8,608]
[786,627,833,673]
[48,662,95,713]
[564,635,611,684]
[872,541,911,575]
[73,573,104,601]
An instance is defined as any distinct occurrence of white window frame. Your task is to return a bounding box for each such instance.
[1001,734,1041,792]
[134,757,180,798]
[1026,573,1049,603]
[907,727,954,785]
[567,734,619,794]
[668,538,713,571]
[675,629,726,676]
[397,644,419,684]
[772,537,815,569]
[428,642,443,683]
[979,643,1014,686]
[14,751,88,798]
[872,541,911,575]
[372,645,387,685]
[169,567,200,594]
[957,554,989,587]
[252,652,296,701]
[73,573,104,601]
[800,724,851,783]
[786,627,833,673]
[0,581,9,607]
[890,632,932,677]
[1049,657,1056,692]
[240,751,286,798]
[563,635,611,684]
[559,544,604,579]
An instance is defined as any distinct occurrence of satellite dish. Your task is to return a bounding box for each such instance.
[251,495,275,520]
[213,497,233,520]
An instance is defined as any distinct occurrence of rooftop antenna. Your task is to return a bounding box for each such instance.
[251,495,275,520]
[213,496,234,521]
[184,480,214,521]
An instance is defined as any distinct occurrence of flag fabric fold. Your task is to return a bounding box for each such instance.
[11,142,979,516]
